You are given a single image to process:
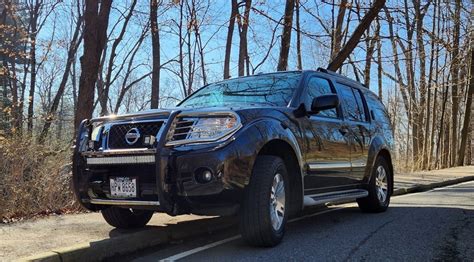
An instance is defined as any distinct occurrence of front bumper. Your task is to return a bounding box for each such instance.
[72,115,258,216]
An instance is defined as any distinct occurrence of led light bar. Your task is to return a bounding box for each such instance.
[86,155,155,165]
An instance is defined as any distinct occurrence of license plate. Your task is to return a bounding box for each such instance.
[110,177,137,198]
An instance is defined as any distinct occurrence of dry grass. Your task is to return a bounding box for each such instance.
[0,136,83,223]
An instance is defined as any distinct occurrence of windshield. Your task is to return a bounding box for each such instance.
[178,72,301,108]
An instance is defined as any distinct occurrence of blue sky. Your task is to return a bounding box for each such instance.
[34,0,472,114]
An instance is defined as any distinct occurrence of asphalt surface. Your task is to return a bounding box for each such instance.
[122,181,474,262]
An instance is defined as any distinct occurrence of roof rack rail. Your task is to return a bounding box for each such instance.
[317,67,341,75]
[317,67,328,73]
[317,67,367,88]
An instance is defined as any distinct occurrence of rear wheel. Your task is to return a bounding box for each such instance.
[101,207,154,228]
[357,156,392,213]
[240,155,289,247]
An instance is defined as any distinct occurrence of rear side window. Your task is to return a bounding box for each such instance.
[305,77,337,118]
[336,83,367,122]
[365,93,391,129]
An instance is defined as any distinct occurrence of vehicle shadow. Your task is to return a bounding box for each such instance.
[76,215,238,261]
[220,205,474,262]
[84,203,473,261]
[107,215,238,239]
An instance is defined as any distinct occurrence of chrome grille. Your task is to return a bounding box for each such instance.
[168,117,197,141]
[108,121,163,149]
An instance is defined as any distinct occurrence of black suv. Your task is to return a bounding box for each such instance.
[73,69,394,247]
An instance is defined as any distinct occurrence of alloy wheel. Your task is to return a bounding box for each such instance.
[269,173,285,231]
[375,165,388,203]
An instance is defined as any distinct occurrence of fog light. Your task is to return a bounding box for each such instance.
[203,170,212,181]
[195,168,213,183]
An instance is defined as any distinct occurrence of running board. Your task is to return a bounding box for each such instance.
[303,189,368,207]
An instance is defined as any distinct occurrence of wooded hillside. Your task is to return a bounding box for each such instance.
[0,0,472,173]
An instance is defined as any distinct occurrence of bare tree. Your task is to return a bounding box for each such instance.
[38,3,83,143]
[98,0,137,116]
[331,0,348,60]
[327,0,386,71]
[237,0,251,76]
[450,0,461,166]
[224,0,237,79]
[150,0,160,108]
[187,0,207,86]
[74,0,112,130]
[295,0,302,70]
[277,0,295,71]
[457,31,473,165]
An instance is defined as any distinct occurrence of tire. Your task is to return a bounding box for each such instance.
[357,156,392,213]
[101,207,154,229]
[240,155,290,247]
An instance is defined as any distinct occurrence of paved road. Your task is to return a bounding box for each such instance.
[123,181,474,261]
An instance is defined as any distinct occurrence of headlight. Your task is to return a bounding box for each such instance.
[165,112,241,146]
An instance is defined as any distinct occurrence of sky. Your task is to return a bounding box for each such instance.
[33,0,472,115]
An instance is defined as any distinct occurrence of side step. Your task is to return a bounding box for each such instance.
[303,189,368,207]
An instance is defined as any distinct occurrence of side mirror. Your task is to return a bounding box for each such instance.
[311,94,339,114]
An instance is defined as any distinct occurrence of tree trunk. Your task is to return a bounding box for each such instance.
[74,0,112,131]
[178,1,187,97]
[376,17,382,99]
[27,7,37,134]
[331,0,347,60]
[422,1,437,169]
[363,19,379,89]
[450,0,461,166]
[237,0,251,76]
[277,0,295,71]
[327,0,386,71]
[295,0,302,70]
[400,0,420,169]
[71,54,78,112]
[457,42,473,166]
[415,0,429,170]
[6,61,21,134]
[437,80,450,168]
[150,0,160,108]
[188,1,207,86]
[224,0,238,79]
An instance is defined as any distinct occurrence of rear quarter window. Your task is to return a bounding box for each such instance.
[365,93,391,130]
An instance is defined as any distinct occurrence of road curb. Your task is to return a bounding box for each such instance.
[19,216,237,262]
[393,176,474,196]
[19,176,474,262]
[16,252,61,262]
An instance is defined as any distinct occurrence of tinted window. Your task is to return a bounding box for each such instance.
[337,83,365,122]
[353,88,368,121]
[365,92,391,129]
[179,72,301,108]
[305,77,337,118]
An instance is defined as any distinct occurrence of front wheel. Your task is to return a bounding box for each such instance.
[357,156,392,213]
[240,155,289,247]
[101,207,154,228]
